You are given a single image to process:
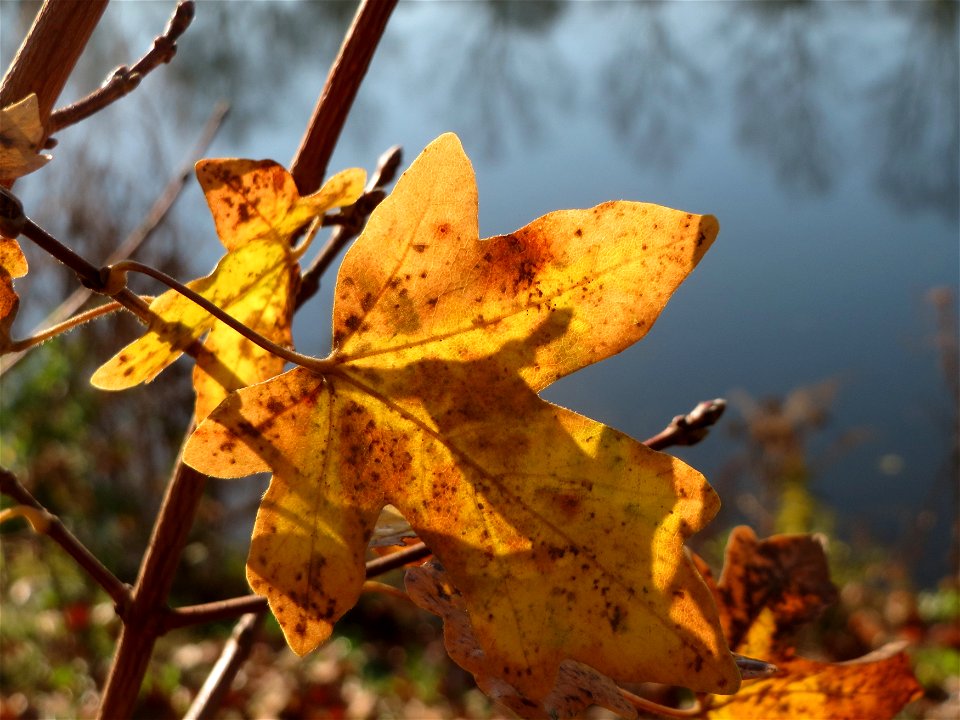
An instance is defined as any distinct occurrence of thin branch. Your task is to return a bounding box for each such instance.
[162,595,267,633]
[0,468,131,612]
[0,0,108,129]
[4,300,124,353]
[366,542,432,577]
[643,398,727,451]
[183,612,266,720]
[48,1,196,134]
[290,0,398,194]
[296,145,402,309]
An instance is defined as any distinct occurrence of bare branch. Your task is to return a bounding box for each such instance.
[183,612,265,720]
[48,1,196,134]
[290,0,398,194]
[643,398,727,451]
[296,144,403,309]
[0,467,131,612]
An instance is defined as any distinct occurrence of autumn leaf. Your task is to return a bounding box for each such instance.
[406,560,640,719]
[0,93,52,182]
[183,132,738,698]
[196,158,365,250]
[0,237,28,349]
[91,162,365,421]
[700,526,923,719]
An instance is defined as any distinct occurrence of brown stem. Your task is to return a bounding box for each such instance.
[48,1,196,134]
[643,398,727,451]
[0,468,131,612]
[295,145,402,309]
[182,612,265,720]
[5,300,123,353]
[289,0,398,194]
[0,0,108,126]
[98,460,210,719]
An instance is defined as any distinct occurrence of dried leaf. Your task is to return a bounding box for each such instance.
[701,527,923,719]
[184,133,738,698]
[706,620,923,720]
[0,237,28,348]
[0,94,51,182]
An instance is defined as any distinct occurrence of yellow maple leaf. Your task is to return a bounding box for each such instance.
[91,163,365,420]
[701,527,923,719]
[183,133,738,698]
[0,237,28,349]
[0,94,52,182]
[196,158,365,250]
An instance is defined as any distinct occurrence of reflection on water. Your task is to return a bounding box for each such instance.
[1,0,956,583]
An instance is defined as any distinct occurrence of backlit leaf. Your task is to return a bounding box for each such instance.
[196,158,365,250]
[184,133,738,699]
[91,164,364,421]
[0,94,51,182]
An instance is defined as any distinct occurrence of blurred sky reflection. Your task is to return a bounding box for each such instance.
[2,0,957,583]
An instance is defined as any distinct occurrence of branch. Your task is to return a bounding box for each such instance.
[643,398,727,451]
[48,1,196,134]
[0,0,108,125]
[295,144,403,309]
[0,467,131,612]
[183,612,265,720]
[289,0,398,194]
[4,300,125,353]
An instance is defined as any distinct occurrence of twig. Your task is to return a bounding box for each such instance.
[0,468,131,612]
[290,0,398,194]
[98,461,210,719]
[0,0,108,133]
[162,594,267,633]
[296,145,403,309]
[47,1,196,134]
[366,542,432,577]
[183,612,265,720]
[643,398,727,451]
[4,300,124,353]
[162,541,434,631]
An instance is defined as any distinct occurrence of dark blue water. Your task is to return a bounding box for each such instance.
[4,1,957,584]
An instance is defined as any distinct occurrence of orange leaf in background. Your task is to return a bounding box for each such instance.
[0,237,28,349]
[700,526,923,719]
[0,93,51,182]
[90,163,365,421]
[184,132,738,699]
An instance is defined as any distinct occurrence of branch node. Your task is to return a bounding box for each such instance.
[0,186,25,238]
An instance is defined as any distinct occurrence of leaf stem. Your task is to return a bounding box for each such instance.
[109,260,337,374]
[0,468,131,612]
[47,1,196,134]
[618,688,703,718]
